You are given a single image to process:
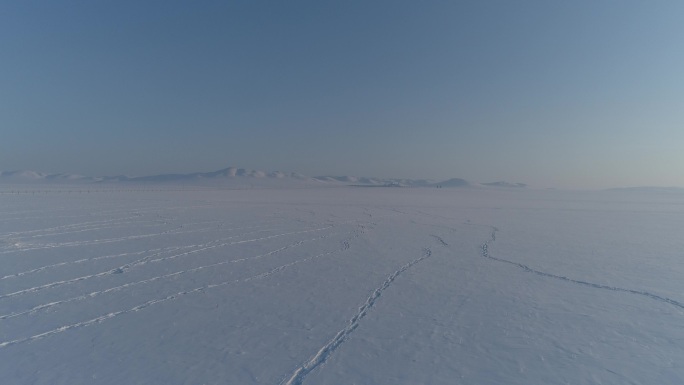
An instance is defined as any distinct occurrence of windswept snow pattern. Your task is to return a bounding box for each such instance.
[1,187,684,384]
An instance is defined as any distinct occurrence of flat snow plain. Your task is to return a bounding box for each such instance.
[1,186,683,384]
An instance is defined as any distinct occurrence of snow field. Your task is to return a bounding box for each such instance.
[1,187,683,384]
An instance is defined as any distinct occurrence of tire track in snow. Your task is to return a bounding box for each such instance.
[0,224,270,281]
[0,210,151,223]
[281,247,433,385]
[1,220,286,255]
[0,226,332,299]
[0,247,186,299]
[12,221,168,240]
[0,215,161,238]
[0,247,177,281]
[3,218,227,241]
[0,215,144,237]
[0,224,221,254]
[2,228,271,292]
[0,234,332,321]
[481,228,684,311]
[0,226,363,349]
[0,217,157,251]
[0,213,121,222]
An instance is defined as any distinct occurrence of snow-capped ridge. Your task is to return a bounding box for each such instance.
[0,170,48,180]
[312,176,467,188]
[1,167,527,189]
[0,168,475,188]
[0,170,94,183]
[433,178,469,188]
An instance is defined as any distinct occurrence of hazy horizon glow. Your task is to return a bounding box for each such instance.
[2,1,683,189]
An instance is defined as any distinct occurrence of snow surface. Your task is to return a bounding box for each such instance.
[1,186,683,384]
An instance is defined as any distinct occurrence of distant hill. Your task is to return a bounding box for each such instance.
[0,170,96,183]
[1,167,477,188]
[481,181,527,188]
[435,178,469,188]
[0,167,312,185]
[313,176,468,188]
[125,167,309,183]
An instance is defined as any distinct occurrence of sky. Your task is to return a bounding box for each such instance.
[1,1,683,189]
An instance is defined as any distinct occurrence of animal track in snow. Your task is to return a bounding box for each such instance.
[430,234,449,246]
[281,247,433,385]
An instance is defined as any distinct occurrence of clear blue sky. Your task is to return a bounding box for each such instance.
[2,1,683,188]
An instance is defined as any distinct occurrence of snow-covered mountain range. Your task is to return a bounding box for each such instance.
[0,167,525,188]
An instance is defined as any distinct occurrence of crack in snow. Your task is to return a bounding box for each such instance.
[481,228,684,311]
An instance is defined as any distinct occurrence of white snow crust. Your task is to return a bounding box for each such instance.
[1,186,683,384]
